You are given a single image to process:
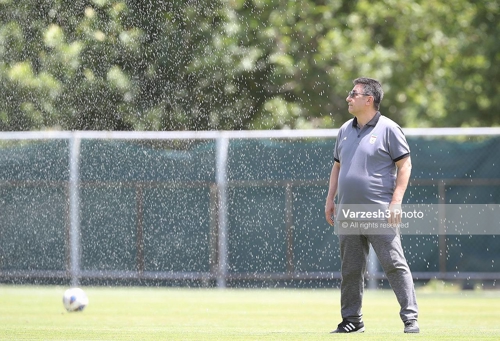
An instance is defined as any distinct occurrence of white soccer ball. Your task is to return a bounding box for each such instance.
[62,287,89,312]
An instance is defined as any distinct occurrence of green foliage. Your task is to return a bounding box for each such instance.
[0,0,498,130]
[352,0,500,127]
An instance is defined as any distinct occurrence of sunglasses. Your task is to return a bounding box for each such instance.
[348,91,371,98]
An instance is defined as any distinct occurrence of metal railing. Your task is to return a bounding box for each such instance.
[0,128,499,287]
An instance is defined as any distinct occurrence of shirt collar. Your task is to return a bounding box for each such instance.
[352,111,381,128]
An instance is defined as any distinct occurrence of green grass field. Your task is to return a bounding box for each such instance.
[1,284,499,340]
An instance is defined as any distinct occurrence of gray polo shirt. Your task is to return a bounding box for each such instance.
[334,112,410,211]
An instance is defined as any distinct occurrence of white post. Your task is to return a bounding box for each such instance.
[216,135,229,288]
[69,134,82,287]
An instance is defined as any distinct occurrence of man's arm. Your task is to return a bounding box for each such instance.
[388,156,412,224]
[325,161,340,226]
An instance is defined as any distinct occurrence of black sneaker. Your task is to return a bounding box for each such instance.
[404,320,420,333]
[330,319,365,333]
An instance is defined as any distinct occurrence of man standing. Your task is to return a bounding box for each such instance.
[324,77,419,333]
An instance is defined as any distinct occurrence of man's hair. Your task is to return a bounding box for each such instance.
[353,77,384,110]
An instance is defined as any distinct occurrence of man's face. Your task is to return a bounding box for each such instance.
[346,84,371,115]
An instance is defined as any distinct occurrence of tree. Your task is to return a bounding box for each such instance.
[351,0,500,127]
[226,0,500,128]
[0,0,498,131]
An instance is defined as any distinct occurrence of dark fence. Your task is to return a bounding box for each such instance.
[0,132,499,287]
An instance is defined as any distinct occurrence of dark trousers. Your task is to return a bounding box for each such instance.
[338,230,419,322]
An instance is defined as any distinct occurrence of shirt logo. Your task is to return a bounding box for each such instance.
[369,134,377,144]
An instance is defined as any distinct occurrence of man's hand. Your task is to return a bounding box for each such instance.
[325,162,340,226]
[325,200,336,226]
[388,202,402,226]
[389,156,411,226]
